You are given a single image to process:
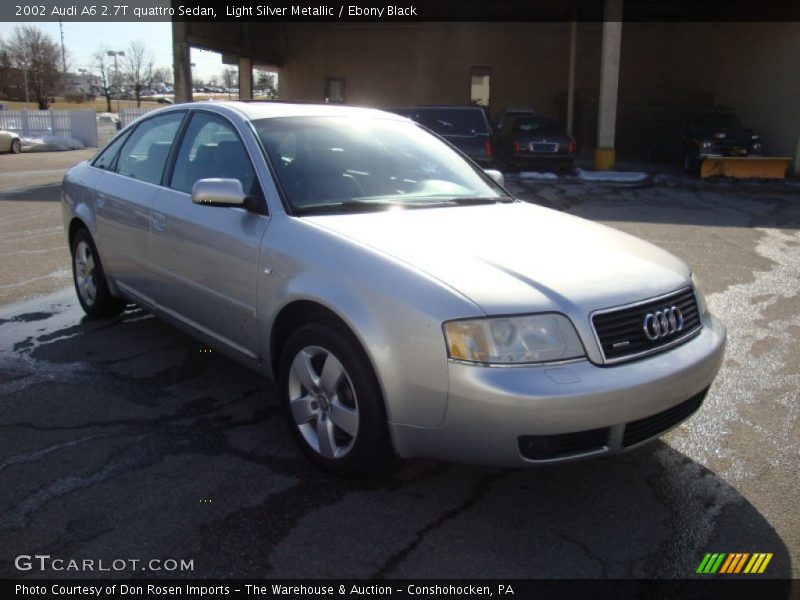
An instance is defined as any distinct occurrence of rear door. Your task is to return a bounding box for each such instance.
[149,111,269,358]
[93,111,186,297]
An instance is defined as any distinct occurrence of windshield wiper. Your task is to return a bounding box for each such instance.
[293,200,406,215]
[293,196,514,215]
[409,196,514,207]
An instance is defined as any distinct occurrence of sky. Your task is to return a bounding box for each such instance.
[0,21,228,81]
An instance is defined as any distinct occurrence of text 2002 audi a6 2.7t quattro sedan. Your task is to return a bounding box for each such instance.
[62,102,726,475]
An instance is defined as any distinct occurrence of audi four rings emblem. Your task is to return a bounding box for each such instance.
[643,306,685,341]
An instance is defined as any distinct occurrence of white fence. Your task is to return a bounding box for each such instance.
[0,109,97,147]
[119,107,156,128]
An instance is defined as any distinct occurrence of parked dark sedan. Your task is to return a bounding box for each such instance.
[645,110,763,173]
[385,106,494,166]
[496,115,576,172]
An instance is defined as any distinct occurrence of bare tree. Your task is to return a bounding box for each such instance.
[123,40,154,107]
[256,70,278,98]
[221,67,236,97]
[92,46,114,112]
[150,66,172,87]
[0,38,25,101]
[2,26,61,109]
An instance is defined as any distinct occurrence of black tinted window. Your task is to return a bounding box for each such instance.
[512,117,563,135]
[396,108,489,136]
[689,113,743,129]
[116,112,184,185]
[170,112,258,196]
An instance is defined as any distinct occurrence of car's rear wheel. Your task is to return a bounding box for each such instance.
[279,323,392,476]
[10,139,21,154]
[71,228,126,318]
[683,153,700,175]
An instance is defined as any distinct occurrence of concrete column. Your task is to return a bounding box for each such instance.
[566,20,577,136]
[238,57,253,100]
[172,21,192,104]
[595,0,623,170]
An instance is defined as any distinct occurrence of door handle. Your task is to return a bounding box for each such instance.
[151,212,166,232]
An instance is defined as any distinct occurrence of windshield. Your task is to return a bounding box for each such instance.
[253,116,509,214]
[689,113,744,130]
[512,116,564,135]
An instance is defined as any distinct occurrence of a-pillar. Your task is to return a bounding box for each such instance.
[595,0,623,170]
[239,57,253,100]
[172,21,192,104]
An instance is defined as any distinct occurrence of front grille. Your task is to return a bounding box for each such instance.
[592,287,702,363]
[622,388,708,448]
[519,427,610,460]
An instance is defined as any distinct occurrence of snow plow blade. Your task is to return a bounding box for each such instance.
[700,156,791,179]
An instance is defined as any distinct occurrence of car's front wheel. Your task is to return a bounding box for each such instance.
[279,323,392,476]
[71,228,126,318]
[10,139,21,154]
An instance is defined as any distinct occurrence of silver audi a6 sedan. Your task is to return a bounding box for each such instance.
[62,102,726,475]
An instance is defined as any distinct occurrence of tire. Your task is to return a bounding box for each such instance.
[279,323,393,476]
[683,153,700,175]
[71,228,126,318]
[10,139,21,154]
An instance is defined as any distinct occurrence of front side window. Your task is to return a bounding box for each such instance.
[116,112,184,185]
[254,116,509,214]
[170,112,259,196]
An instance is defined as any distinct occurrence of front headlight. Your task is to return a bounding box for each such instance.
[691,272,708,316]
[444,314,585,365]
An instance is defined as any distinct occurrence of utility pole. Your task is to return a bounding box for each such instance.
[59,18,67,74]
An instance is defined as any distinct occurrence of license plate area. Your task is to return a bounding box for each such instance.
[530,142,558,153]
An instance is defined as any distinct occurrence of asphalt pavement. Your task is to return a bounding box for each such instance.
[0,167,798,580]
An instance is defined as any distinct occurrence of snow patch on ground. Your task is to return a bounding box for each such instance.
[96,113,119,123]
[576,168,648,183]
[21,136,85,152]
[519,171,558,180]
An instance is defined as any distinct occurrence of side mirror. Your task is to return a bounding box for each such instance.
[484,169,505,188]
[191,178,247,207]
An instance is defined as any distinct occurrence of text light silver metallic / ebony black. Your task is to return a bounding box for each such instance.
[61,101,726,475]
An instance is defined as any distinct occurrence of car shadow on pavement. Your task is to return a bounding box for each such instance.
[0,302,792,582]
[0,183,62,203]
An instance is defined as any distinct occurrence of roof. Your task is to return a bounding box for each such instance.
[195,100,407,121]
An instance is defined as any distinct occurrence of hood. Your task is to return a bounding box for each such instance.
[304,202,690,318]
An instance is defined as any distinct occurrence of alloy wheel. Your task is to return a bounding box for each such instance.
[287,345,360,459]
[74,240,97,307]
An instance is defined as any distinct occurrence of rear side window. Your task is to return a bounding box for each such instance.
[169,112,259,196]
[116,112,184,185]
[410,109,489,136]
[92,132,129,171]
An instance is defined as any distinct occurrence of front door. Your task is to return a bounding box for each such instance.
[149,111,269,358]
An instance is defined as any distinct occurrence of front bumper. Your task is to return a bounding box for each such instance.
[390,313,726,467]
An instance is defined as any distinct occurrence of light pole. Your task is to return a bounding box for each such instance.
[107,50,125,113]
[78,68,87,102]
